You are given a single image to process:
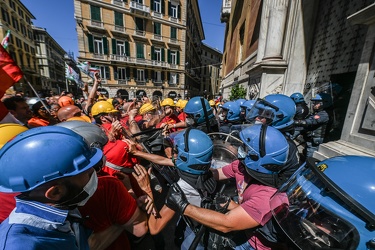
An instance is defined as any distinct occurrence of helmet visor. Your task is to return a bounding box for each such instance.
[270,164,360,249]
[246,99,277,122]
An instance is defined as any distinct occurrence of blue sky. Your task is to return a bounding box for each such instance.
[21,0,225,58]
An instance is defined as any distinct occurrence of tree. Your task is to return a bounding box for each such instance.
[229,84,247,100]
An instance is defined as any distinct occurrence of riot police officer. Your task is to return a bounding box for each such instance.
[294,93,332,158]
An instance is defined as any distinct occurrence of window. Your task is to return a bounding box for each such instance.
[135,17,144,31]
[154,48,161,61]
[170,27,177,39]
[17,8,23,18]
[171,4,177,18]
[90,5,101,21]
[154,22,161,35]
[114,11,123,26]
[12,17,19,30]
[154,71,162,82]
[94,36,104,54]
[21,24,26,36]
[25,16,31,24]
[137,69,145,82]
[9,0,16,10]
[116,41,125,55]
[1,8,10,23]
[16,37,22,48]
[170,72,177,84]
[154,0,161,13]
[136,43,144,58]
[24,43,29,52]
[135,0,143,3]
[92,65,110,80]
[170,51,177,64]
[117,67,128,80]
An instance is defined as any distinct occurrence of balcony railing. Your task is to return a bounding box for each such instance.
[152,12,163,18]
[113,0,124,6]
[93,53,107,60]
[114,26,125,32]
[136,80,146,85]
[153,81,163,86]
[110,54,176,68]
[169,38,178,43]
[130,1,150,13]
[169,16,178,23]
[91,20,103,28]
[134,30,145,36]
[153,34,162,40]
[117,79,128,85]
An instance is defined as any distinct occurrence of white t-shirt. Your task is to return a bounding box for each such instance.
[177,178,202,207]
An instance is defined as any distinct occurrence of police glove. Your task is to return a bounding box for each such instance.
[165,183,189,214]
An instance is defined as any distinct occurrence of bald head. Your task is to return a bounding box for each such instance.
[57,105,82,122]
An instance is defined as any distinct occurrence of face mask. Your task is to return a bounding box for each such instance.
[218,114,226,121]
[255,120,263,125]
[56,171,98,208]
[186,117,195,126]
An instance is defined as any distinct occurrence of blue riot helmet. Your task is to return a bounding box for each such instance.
[246,94,296,130]
[235,98,246,106]
[239,124,289,187]
[172,128,213,175]
[290,92,305,104]
[184,96,214,125]
[219,101,241,122]
[0,126,104,193]
[311,93,333,110]
[270,156,375,249]
[240,100,256,121]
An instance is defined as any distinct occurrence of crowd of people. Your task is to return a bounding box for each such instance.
[0,73,374,250]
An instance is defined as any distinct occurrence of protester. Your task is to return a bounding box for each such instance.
[3,96,33,126]
[28,99,56,128]
[57,104,91,122]
[0,126,104,249]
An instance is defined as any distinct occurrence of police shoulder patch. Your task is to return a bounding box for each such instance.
[317,163,328,172]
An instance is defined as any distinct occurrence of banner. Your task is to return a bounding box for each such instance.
[0,44,23,92]
[1,30,11,49]
[65,62,84,87]
[77,61,100,79]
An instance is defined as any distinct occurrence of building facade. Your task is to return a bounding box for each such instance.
[74,0,205,101]
[0,0,39,96]
[201,43,222,99]
[33,26,66,95]
[219,0,375,158]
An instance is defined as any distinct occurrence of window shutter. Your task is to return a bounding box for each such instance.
[151,70,155,80]
[178,5,181,19]
[133,68,137,79]
[168,2,171,16]
[114,66,118,80]
[161,71,164,80]
[105,66,110,79]
[145,69,149,80]
[151,46,155,60]
[161,0,165,14]
[161,48,165,62]
[125,41,130,56]
[177,51,180,64]
[88,34,94,53]
[150,0,154,11]
[177,74,179,84]
[125,67,129,79]
[103,37,108,54]
[167,49,171,63]
[168,72,170,83]
[112,38,117,54]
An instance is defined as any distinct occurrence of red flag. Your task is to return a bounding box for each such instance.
[0,45,23,92]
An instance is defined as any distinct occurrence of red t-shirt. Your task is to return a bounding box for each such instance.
[178,112,187,122]
[79,176,138,250]
[156,114,181,132]
[0,192,19,223]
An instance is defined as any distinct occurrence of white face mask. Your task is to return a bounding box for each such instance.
[186,117,195,126]
[218,114,226,121]
[77,171,98,207]
[254,120,263,125]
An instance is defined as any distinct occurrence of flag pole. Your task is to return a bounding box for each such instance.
[66,79,69,92]
[23,75,51,114]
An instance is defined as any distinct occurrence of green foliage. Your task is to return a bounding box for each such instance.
[228,84,247,100]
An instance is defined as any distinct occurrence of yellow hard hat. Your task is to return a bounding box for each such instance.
[176,100,188,109]
[0,123,28,149]
[91,101,119,116]
[139,103,156,115]
[106,98,114,105]
[161,98,175,107]
[209,100,215,106]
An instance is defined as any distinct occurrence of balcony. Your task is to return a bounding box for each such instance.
[152,12,163,18]
[113,0,124,6]
[114,26,125,32]
[130,1,150,15]
[169,38,178,44]
[93,54,107,60]
[153,81,163,86]
[220,0,231,23]
[153,34,162,40]
[135,80,146,85]
[152,61,168,67]
[110,54,130,62]
[91,20,103,28]
[169,16,178,23]
[134,30,146,37]
[117,79,128,85]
